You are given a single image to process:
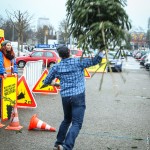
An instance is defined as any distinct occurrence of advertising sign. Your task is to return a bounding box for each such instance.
[1,75,17,121]
[0,29,5,48]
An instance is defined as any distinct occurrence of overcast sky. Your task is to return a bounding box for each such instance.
[0,0,150,31]
[125,0,150,31]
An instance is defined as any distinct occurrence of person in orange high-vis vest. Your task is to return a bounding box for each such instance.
[0,40,18,125]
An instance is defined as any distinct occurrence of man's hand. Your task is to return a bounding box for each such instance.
[3,73,7,78]
[51,80,60,87]
[53,82,60,87]
[40,81,60,89]
[12,73,18,77]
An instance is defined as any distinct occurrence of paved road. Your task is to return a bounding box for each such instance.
[123,57,141,70]
[0,57,150,150]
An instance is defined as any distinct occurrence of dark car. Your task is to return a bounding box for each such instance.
[139,54,147,66]
[16,50,60,68]
[145,63,150,70]
[107,53,123,72]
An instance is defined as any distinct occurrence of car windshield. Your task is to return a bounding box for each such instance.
[108,51,116,56]
[70,50,78,55]
[107,54,115,60]
[31,51,43,57]
[108,54,114,58]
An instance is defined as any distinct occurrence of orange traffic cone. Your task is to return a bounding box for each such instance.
[28,114,56,132]
[0,119,5,128]
[5,104,23,130]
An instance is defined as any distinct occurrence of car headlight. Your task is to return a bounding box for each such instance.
[116,61,122,65]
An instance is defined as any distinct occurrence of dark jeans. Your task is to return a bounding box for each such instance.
[55,91,86,150]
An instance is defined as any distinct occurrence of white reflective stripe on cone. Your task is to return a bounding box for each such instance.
[13,117,19,122]
[37,120,43,128]
[45,124,51,130]
[14,108,17,114]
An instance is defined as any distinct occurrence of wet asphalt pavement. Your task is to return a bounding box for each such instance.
[0,57,150,150]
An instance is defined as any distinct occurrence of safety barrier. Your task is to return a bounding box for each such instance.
[23,60,43,90]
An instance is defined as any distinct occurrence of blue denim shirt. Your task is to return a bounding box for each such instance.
[44,52,103,97]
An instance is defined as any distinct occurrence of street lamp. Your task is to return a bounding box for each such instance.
[44,30,48,44]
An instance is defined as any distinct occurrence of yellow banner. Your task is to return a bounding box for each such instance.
[87,58,107,72]
[0,29,4,49]
[0,29,4,37]
[1,76,17,121]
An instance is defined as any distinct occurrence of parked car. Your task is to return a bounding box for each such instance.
[123,50,132,56]
[144,53,150,70]
[107,53,123,72]
[139,54,147,66]
[70,49,83,57]
[82,50,95,57]
[13,48,31,57]
[135,50,148,60]
[16,50,60,68]
[108,50,125,59]
[145,63,150,70]
[108,50,117,56]
[132,50,139,57]
[33,48,58,53]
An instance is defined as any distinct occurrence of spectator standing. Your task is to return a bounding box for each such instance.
[0,40,18,127]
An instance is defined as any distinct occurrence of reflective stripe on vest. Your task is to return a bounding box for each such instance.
[3,55,13,74]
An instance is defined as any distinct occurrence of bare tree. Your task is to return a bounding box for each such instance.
[36,24,56,44]
[0,15,5,28]
[47,25,56,40]
[146,17,150,48]
[58,19,70,44]
[0,19,14,40]
[6,10,33,56]
[148,17,150,29]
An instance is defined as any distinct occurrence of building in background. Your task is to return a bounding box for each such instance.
[130,26,147,50]
[130,32,147,50]
[37,18,50,28]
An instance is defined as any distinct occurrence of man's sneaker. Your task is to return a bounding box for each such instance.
[58,145,64,150]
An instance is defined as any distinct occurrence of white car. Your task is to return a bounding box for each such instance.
[13,48,30,57]
[123,50,132,56]
[144,53,150,70]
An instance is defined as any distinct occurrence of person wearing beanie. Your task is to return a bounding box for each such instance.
[0,40,18,126]
[1,40,10,47]
[43,45,104,150]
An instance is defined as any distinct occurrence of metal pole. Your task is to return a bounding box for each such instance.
[44,35,46,44]
[147,133,150,150]
[70,34,72,49]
